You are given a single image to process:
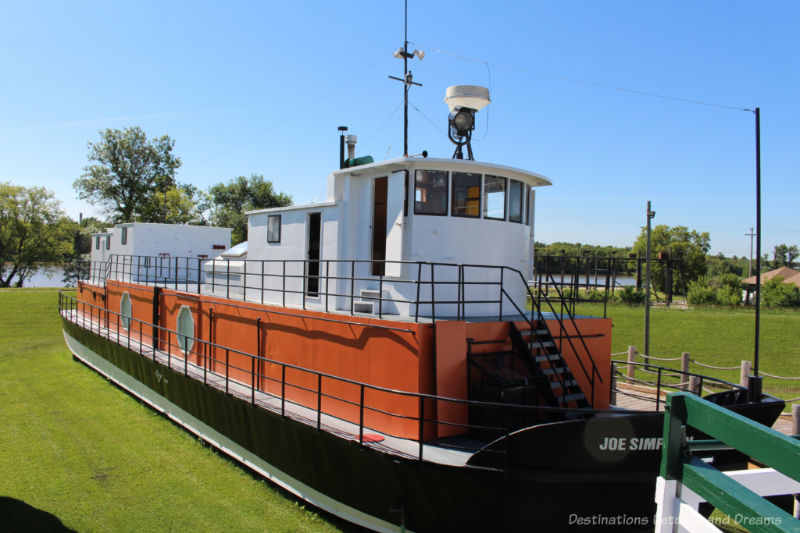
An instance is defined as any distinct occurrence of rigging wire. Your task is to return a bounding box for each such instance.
[186,56,390,170]
[410,43,753,113]
[408,99,448,138]
[362,100,404,148]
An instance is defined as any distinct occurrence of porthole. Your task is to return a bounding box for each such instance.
[120,293,132,330]
[176,306,194,352]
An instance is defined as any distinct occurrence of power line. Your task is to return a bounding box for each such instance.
[411,43,753,113]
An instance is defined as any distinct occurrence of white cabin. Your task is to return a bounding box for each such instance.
[91,222,231,283]
[214,155,550,318]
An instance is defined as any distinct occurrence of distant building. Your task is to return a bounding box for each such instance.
[742,266,799,303]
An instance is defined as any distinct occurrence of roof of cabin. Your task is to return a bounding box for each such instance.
[331,157,552,187]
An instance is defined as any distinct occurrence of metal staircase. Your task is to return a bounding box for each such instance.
[508,321,589,409]
[466,320,590,435]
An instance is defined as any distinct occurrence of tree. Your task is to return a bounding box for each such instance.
[62,216,107,286]
[74,126,182,223]
[772,244,799,269]
[138,184,208,225]
[0,183,74,287]
[633,225,710,294]
[208,175,292,244]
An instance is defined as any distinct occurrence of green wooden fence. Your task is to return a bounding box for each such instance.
[656,392,800,533]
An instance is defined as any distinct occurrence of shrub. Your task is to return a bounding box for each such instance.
[584,289,606,301]
[761,277,800,308]
[714,285,742,307]
[616,286,645,305]
[687,280,717,306]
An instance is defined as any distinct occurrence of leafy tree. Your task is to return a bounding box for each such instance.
[62,216,107,286]
[208,175,292,244]
[707,253,748,277]
[772,244,799,269]
[633,225,710,294]
[74,126,182,223]
[139,184,208,225]
[0,183,74,287]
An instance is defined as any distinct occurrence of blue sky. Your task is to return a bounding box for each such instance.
[1,1,797,258]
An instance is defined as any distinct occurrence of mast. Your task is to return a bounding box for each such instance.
[389,0,422,157]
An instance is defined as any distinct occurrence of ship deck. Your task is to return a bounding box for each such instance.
[62,307,480,466]
[62,301,792,469]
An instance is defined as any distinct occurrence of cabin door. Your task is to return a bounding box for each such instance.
[371,178,387,276]
[384,172,405,277]
[306,212,321,296]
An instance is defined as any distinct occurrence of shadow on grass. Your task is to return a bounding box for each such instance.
[0,496,76,532]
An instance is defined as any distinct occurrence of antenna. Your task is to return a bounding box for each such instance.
[388,0,423,156]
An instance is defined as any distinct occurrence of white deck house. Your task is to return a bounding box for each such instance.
[207,154,550,318]
[91,223,231,283]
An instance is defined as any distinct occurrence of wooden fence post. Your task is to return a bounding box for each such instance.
[680,352,690,390]
[627,345,636,380]
[740,360,752,389]
[688,376,701,396]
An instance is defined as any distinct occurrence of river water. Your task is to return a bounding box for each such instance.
[23,266,68,287]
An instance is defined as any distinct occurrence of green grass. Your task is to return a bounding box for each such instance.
[574,302,800,401]
[0,288,346,532]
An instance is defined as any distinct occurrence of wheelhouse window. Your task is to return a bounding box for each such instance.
[483,175,507,220]
[451,172,481,218]
[509,180,524,223]
[105,236,111,249]
[414,170,448,215]
[121,227,128,245]
[267,215,281,243]
[95,236,100,250]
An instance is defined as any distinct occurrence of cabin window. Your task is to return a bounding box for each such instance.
[414,170,448,216]
[509,180,524,223]
[451,172,482,218]
[121,227,128,245]
[267,215,281,243]
[176,306,194,352]
[105,236,111,249]
[120,292,132,330]
[484,175,507,220]
[95,236,100,250]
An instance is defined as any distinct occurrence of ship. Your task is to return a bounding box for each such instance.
[60,84,784,532]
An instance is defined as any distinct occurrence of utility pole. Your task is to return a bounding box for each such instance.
[753,107,762,387]
[644,201,656,367]
[745,227,755,277]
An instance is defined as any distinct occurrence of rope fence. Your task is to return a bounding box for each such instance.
[612,345,800,411]
[689,359,741,371]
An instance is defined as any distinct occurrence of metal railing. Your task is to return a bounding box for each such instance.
[85,255,530,322]
[59,291,625,462]
[80,253,605,407]
[613,360,748,412]
[528,269,603,401]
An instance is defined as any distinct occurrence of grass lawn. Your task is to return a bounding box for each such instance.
[0,288,347,532]
[574,301,800,402]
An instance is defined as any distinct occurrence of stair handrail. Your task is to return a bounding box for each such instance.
[503,267,603,405]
